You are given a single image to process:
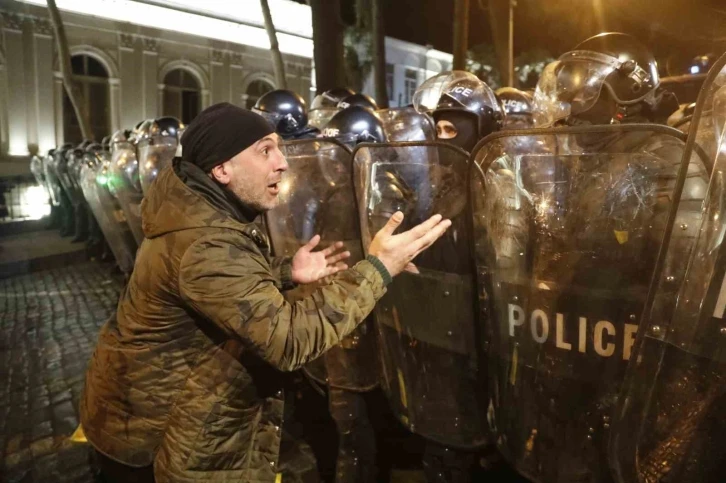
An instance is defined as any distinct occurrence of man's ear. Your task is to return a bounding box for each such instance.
[209,161,231,185]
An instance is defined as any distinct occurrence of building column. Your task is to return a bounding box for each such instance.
[141,37,158,120]
[118,33,142,128]
[157,83,165,117]
[3,13,28,155]
[210,49,227,104]
[108,77,121,133]
[33,17,55,154]
[53,73,64,146]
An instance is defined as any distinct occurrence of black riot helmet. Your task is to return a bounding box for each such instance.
[414,71,502,152]
[253,89,309,138]
[322,106,387,145]
[150,116,183,140]
[496,87,534,129]
[337,93,378,111]
[534,32,661,126]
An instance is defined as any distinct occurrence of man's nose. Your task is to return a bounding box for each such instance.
[274,148,289,172]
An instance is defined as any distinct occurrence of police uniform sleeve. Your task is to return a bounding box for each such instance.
[177,231,387,371]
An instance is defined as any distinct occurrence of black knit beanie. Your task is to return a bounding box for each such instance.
[180,102,275,173]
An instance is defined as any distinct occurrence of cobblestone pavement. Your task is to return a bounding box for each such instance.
[0,261,123,483]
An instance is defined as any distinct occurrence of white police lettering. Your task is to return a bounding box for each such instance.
[450,86,474,97]
[322,127,340,138]
[508,304,639,360]
[503,99,525,112]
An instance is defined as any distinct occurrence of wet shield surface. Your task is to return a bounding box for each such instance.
[108,141,145,244]
[609,55,726,483]
[80,151,138,274]
[265,138,379,392]
[354,141,487,449]
[469,124,709,482]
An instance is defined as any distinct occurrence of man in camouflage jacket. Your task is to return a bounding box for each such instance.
[80,103,450,482]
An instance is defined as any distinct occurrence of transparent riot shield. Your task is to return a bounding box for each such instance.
[43,152,63,207]
[80,151,137,274]
[264,138,379,392]
[30,154,50,201]
[353,141,487,449]
[608,54,726,483]
[108,141,145,244]
[377,107,435,142]
[469,124,709,483]
[138,136,178,195]
[55,149,81,206]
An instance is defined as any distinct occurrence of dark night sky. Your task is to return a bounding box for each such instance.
[295,0,726,76]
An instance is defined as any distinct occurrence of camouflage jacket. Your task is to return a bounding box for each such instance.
[80,160,387,482]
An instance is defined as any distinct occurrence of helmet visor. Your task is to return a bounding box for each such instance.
[309,108,339,129]
[533,52,623,126]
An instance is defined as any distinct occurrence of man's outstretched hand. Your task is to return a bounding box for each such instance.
[291,235,351,285]
[368,211,451,277]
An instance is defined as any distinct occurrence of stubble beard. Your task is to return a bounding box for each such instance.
[229,178,277,213]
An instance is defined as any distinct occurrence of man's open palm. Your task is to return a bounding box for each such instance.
[291,235,351,285]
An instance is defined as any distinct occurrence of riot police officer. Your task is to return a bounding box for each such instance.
[470,32,709,483]
[137,116,183,194]
[337,93,378,111]
[253,89,319,140]
[496,87,535,129]
[309,87,355,129]
[317,105,387,483]
[427,73,502,153]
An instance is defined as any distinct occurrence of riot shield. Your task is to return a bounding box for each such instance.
[55,149,81,205]
[609,54,726,483]
[353,140,486,449]
[43,152,63,207]
[29,154,50,202]
[264,138,379,392]
[108,141,145,244]
[377,107,435,142]
[80,151,137,274]
[138,136,178,195]
[469,124,709,483]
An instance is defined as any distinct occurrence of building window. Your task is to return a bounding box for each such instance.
[404,69,418,105]
[162,69,201,124]
[244,79,275,109]
[386,63,394,101]
[63,55,109,143]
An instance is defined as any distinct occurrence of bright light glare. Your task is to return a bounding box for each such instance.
[19,185,52,220]
[690,65,700,74]
[16,0,313,58]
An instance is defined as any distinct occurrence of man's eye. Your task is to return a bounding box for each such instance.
[261,147,268,155]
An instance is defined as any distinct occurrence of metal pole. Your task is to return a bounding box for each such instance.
[508,0,516,87]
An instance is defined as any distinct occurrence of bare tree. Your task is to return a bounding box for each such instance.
[260,0,288,89]
[309,0,346,93]
[47,0,93,140]
[453,0,470,70]
[371,0,388,107]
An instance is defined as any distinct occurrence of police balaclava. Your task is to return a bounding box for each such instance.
[433,110,479,153]
[181,102,274,173]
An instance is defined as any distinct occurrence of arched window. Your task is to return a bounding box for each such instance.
[162,69,201,124]
[63,54,109,143]
[244,79,275,109]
